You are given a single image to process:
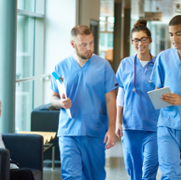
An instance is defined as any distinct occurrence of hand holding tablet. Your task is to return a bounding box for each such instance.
[147,87,172,109]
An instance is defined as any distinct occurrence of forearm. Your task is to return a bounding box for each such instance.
[106,91,116,132]
[51,96,62,109]
[107,103,116,131]
[116,106,123,124]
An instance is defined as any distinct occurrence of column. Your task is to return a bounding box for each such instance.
[0,0,17,133]
[112,1,122,73]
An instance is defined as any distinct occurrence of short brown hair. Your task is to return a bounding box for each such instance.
[71,25,92,37]
[169,15,181,26]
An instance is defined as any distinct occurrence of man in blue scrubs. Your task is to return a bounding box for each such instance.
[151,15,181,179]
[50,25,119,180]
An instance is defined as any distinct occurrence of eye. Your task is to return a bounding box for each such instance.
[81,43,86,47]
[142,37,147,41]
[177,33,181,36]
[133,39,139,43]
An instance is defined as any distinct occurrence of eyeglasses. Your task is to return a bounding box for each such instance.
[132,37,149,45]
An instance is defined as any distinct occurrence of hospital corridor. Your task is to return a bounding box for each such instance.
[1,0,181,179]
[43,137,162,180]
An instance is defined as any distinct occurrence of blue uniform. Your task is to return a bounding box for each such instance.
[151,48,181,180]
[116,55,159,180]
[51,54,119,180]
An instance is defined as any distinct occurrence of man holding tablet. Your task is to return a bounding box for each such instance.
[151,15,181,179]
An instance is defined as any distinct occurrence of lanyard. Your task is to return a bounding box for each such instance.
[132,53,154,92]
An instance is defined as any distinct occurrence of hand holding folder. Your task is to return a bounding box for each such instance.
[52,72,72,118]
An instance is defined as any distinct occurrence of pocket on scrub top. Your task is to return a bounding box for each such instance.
[86,113,107,133]
[123,105,132,119]
[163,106,176,119]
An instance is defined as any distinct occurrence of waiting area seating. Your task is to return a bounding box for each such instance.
[31,103,60,161]
[0,133,43,180]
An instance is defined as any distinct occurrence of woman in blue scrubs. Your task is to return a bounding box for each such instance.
[116,20,159,180]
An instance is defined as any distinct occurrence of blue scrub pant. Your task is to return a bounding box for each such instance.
[59,136,106,180]
[122,130,158,180]
[158,126,181,180]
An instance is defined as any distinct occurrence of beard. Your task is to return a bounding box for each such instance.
[75,45,93,60]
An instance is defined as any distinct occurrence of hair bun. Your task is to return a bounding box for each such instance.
[134,20,147,28]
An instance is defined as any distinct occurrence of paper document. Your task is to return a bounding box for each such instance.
[147,87,172,109]
[52,72,72,118]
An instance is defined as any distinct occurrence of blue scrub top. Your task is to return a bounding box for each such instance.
[116,55,159,132]
[51,54,119,137]
[151,48,181,130]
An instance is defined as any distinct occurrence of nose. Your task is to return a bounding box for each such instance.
[138,40,143,45]
[87,44,91,50]
[86,43,93,50]
[172,35,177,41]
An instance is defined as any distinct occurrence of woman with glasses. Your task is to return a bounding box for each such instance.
[116,20,159,180]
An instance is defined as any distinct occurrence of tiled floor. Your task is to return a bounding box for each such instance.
[43,137,162,180]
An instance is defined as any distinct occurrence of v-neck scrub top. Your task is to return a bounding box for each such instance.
[51,54,119,137]
[116,55,159,132]
[151,48,181,130]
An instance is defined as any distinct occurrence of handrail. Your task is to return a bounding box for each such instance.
[17,9,44,18]
[16,74,51,83]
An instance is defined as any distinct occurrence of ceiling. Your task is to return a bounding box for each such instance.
[100,0,181,22]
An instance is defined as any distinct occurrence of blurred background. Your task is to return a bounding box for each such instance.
[0,0,180,135]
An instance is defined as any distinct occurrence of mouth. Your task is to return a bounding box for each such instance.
[86,51,92,55]
[138,46,144,51]
[173,42,179,46]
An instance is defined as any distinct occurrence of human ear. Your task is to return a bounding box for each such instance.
[131,40,134,46]
[149,37,152,44]
[70,40,75,48]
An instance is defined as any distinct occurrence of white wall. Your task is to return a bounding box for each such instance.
[80,0,100,26]
[43,0,77,104]
[43,0,101,104]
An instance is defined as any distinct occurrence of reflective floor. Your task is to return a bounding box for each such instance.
[43,137,162,180]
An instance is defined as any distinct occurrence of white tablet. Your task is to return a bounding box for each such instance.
[147,87,172,109]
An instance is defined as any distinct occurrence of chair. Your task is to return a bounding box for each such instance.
[105,49,113,64]
[31,103,60,161]
[0,149,10,180]
[0,133,43,180]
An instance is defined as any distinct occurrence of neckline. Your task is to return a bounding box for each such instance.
[71,54,94,70]
[139,59,149,67]
[139,59,149,62]
[135,55,153,69]
[173,48,181,63]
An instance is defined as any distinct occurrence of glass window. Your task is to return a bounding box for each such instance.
[100,21,106,31]
[16,16,35,79]
[107,17,114,23]
[108,33,113,48]
[100,16,106,21]
[99,16,114,60]
[15,81,33,131]
[16,15,35,131]
[15,0,45,131]
[100,33,106,46]
[107,17,114,32]
[18,0,35,12]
